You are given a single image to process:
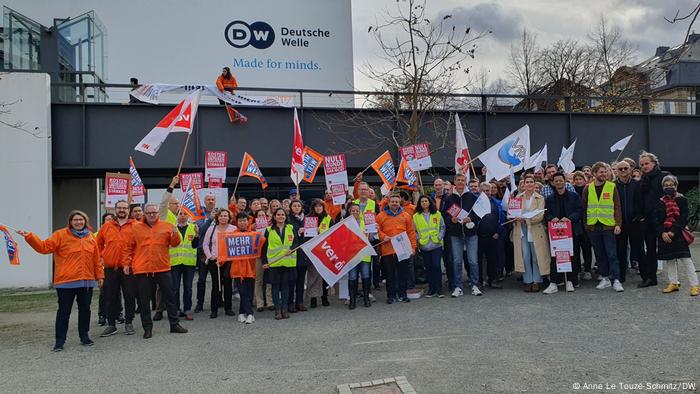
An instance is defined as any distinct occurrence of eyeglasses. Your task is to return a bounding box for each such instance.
[145,212,158,215]
[618,167,630,171]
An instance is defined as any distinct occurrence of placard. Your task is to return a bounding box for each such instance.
[400,143,432,171]
[446,203,468,222]
[304,217,319,237]
[330,184,347,205]
[324,154,348,204]
[507,197,523,218]
[390,231,413,261]
[555,251,572,273]
[548,220,574,256]
[255,216,269,231]
[179,172,204,192]
[205,151,227,182]
[217,231,265,262]
[208,178,223,189]
[105,172,131,208]
[363,211,377,233]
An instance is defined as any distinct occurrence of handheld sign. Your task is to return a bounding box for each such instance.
[255,217,269,231]
[555,251,572,273]
[217,232,265,262]
[363,212,377,233]
[548,220,574,255]
[507,197,523,218]
[304,217,319,237]
[105,172,131,208]
[205,151,227,182]
[179,172,203,192]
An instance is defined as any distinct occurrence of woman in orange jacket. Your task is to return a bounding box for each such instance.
[230,212,260,324]
[17,210,104,352]
[376,194,417,304]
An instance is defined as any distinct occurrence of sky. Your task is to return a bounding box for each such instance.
[2,0,697,91]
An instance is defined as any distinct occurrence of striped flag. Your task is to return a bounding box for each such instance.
[0,225,20,265]
[240,152,268,189]
[180,180,206,221]
[129,157,146,204]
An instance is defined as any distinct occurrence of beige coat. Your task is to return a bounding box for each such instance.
[511,192,551,276]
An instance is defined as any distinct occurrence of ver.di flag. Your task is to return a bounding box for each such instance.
[454,113,473,177]
[239,152,268,189]
[477,124,530,182]
[129,157,146,204]
[180,180,206,221]
[290,108,305,186]
[396,158,418,190]
[302,146,324,183]
[300,216,376,286]
[0,225,20,265]
[370,151,396,191]
[134,89,202,156]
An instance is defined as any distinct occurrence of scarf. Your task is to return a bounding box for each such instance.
[662,195,680,230]
[71,227,90,238]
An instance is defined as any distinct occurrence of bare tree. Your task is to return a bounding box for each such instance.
[589,16,638,92]
[507,28,543,99]
[665,2,700,46]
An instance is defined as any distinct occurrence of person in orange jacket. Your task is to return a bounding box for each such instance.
[376,193,417,304]
[230,212,260,324]
[18,210,104,352]
[124,203,188,339]
[216,66,238,94]
[96,200,136,337]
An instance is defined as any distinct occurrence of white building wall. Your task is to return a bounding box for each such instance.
[0,72,53,288]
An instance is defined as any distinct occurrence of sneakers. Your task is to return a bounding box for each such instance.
[471,286,482,296]
[424,293,435,298]
[613,280,624,292]
[170,324,188,334]
[583,272,592,281]
[98,315,106,326]
[437,291,445,298]
[124,323,135,335]
[451,288,464,298]
[596,278,611,289]
[80,337,94,346]
[543,283,558,294]
[565,281,575,292]
[237,314,246,323]
[100,325,118,337]
[399,296,411,303]
[368,293,376,302]
[691,286,700,297]
[662,283,680,293]
[245,314,255,324]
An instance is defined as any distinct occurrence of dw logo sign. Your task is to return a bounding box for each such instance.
[225,21,275,49]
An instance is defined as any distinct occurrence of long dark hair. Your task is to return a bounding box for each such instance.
[222,66,232,79]
[417,195,437,214]
[308,199,327,221]
[272,208,287,227]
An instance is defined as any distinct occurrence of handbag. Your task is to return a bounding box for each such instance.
[682,227,695,246]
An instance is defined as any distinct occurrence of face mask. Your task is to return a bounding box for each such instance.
[663,188,675,196]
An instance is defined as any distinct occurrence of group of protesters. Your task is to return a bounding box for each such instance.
[16,150,698,352]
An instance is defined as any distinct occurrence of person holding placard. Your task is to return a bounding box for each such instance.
[287,200,308,313]
[253,209,273,312]
[17,210,104,351]
[572,171,594,279]
[377,193,417,304]
[582,162,624,292]
[346,203,376,308]
[413,195,446,298]
[202,209,238,318]
[230,213,260,323]
[511,175,550,292]
[544,172,584,294]
[305,200,334,308]
[261,208,301,320]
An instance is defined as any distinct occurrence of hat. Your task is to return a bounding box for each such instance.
[289,188,298,196]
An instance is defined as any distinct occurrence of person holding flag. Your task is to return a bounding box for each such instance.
[305,199,334,308]
[170,210,200,321]
[377,193,417,304]
[261,208,301,320]
[290,108,305,188]
[17,211,104,352]
[345,202,377,309]
[202,209,237,319]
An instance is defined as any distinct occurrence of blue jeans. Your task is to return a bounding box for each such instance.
[449,235,479,289]
[520,227,541,284]
[349,262,371,281]
[171,265,196,313]
[588,228,620,281]
[420,247,443,294]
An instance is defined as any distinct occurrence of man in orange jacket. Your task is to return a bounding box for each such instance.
[124,203,187,338]
[96,200,136,337]
[377,193,417,304]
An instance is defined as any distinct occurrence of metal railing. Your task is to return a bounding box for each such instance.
[45,80,700,116]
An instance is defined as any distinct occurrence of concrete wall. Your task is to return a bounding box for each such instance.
[0,73,53,288]
[52,179,99,232]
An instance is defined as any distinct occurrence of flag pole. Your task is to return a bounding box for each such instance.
[417,170,425,195]
[176,133,192,177]
[128,156,134,205]
[0,222,21,233]
[232,155,245,199]
[614,133,633,163]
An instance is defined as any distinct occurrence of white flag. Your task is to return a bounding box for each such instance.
[472,192,493,218]
[501,187,510,212]
[525,144,548,170]
[390,231,413,262]
[610,134,633,152]
[454,113,472,176]
[477,125,530,181]
[300,216,377,287]
[557,140,577,174]
[134,89,201,156]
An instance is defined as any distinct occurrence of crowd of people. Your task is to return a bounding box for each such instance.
[15,150,698,352]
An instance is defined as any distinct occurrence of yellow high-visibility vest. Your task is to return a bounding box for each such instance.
[413,212,443,247]
[169,223,197,266]
[587,181,616,226]
[266,224,296,268]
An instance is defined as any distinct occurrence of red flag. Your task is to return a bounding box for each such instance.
[134,89,201,156]
[240,152,268,189]
[0,225,20,265]
[225,104,248,124]
[290,108,304,185]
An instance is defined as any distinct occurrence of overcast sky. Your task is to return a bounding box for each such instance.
[2,0,696,91]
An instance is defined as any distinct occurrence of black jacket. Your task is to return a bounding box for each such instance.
[615,178,642,226]
[477,199,500,237]
[441,189,479,237]
[653,195,691,260]
[544,190,584,236]
[640,167,669,220]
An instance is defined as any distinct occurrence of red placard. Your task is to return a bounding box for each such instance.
[205,151,227,182]
[446,203,461,218]
[208,177,223,188]
[323,154,346,175]
[255,217,269,230]
[179,172,204,192]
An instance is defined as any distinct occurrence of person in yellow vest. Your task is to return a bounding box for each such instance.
[305,199,334,308]
[170,210,199,321]
[413,195,446,298]
[582,162,624,292]
[346,202,376,309]
[353,180,382,291]
[262,208,301,320]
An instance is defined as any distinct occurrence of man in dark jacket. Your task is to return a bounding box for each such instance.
[430,178,453,290]
[614,160,643,283]
[477,182,504,289]
[441,174,480,297]
[638,152,669,288]
[544,172,584,292]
